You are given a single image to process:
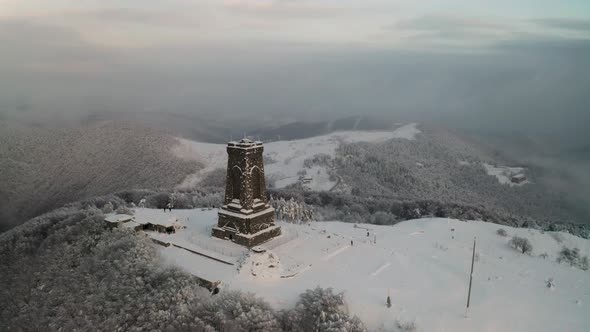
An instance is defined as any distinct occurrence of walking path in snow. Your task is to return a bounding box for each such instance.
[371,262,391,277]
[322,245,351,261]
[171,243,234,265]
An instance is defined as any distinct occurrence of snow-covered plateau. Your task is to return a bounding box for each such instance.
[173,123,421,191]
[132,208,590,332]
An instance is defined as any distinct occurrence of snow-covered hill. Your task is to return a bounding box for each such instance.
[136,208,590,332]
[0,123,199,231]
[173,123,421,191]
[171,123,579,226]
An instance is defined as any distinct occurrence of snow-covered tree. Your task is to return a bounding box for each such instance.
[509,236,533,254]
[281,287,366,332]
[270,196,315,223]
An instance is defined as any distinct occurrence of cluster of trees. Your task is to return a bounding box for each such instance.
[281,287,365,331]
[303,153,333,169]
[508,236,533,254]
[269,188,590,238]
[271,188,524,225]
[270,196,315,223]
[0,197,366,331]
[503,233,588,271]
[496,228,508,237]
[114,187,224,210]
[0,123,200,231]
[557,247,589,271]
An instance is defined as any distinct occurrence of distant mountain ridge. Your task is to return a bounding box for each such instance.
[82,111,393,143]
[247,115,392,142]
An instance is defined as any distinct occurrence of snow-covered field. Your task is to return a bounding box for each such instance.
[174,123,421,190]
[134,208,590,332]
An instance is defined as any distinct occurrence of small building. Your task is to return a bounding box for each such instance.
[121,220,143,232]
[105,213,177,234]
[511,173,527,184]
[143,222,176,234]
[104,214,134,228]
[134,217,177,234]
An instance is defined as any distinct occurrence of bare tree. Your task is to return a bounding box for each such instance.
[509,236,533,254]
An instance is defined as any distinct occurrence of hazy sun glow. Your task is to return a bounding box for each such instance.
[0,0,588,48]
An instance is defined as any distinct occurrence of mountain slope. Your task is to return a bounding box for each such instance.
[173,123,580,225]
[0,122,200,231]
[333,125,578,224]
[0,200,365,331]
[136,207,590,332]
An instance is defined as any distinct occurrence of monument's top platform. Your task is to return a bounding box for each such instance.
[228,138,263,148]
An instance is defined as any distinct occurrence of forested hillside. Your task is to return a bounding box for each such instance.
[332,126,579,224]
[0,197,365,331]
[0,123,200,232]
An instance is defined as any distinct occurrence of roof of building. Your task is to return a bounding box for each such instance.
[135,217,178,227]
[131,210,180,227]
[121,220,142,229]
[104,214,134,223]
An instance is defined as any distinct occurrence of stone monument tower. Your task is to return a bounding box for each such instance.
[212,139,281,246]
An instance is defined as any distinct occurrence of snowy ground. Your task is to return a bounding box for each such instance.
[483,163,530,186]
[134,208,590,332]
[173,123,421,190]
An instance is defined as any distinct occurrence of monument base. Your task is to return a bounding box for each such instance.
[212,207,281,247]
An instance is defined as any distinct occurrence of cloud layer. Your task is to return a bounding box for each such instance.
[0,0,589,134]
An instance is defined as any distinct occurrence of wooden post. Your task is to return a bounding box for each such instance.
[466,237,476,316]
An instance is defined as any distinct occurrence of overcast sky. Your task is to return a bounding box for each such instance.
[2,1,589,47]
[1,0,589,135]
